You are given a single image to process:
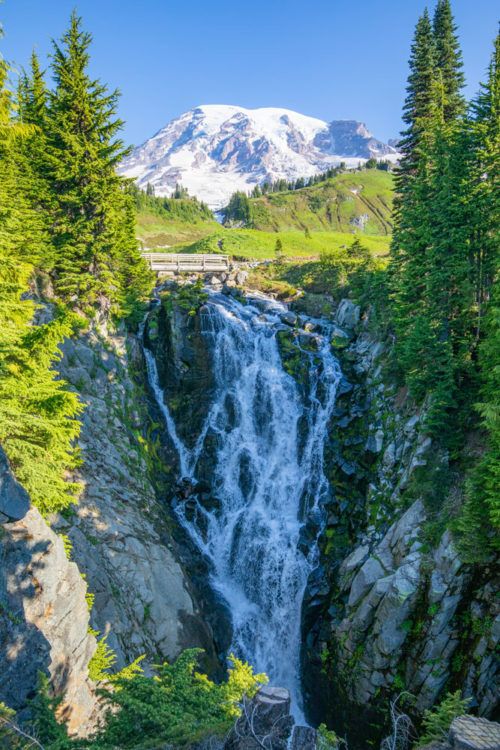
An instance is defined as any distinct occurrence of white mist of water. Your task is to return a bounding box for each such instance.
[144,291,342,719]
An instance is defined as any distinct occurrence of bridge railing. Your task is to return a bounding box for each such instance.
[141,253,230,272]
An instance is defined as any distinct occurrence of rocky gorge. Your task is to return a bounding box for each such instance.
[0,277,498,747]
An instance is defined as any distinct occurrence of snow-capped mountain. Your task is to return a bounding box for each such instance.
[119,105,399,208]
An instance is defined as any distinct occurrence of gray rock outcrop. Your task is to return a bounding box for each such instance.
[449,715,500,750]
[302,298,499,742]
[56,322,217,670]
[0,448,98,735]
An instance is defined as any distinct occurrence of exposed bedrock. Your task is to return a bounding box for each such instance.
[299,299,499,745]
[55,320,219,674]
[0,447,98,735]
[145,295,216,452]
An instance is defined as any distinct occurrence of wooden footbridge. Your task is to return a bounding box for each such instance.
[141,253,230,273]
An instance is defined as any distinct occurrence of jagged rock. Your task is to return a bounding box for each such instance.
[291,726,318,750]
[207,275,222,286]
[303,321,321,333]
[147,298,215,448]
[236,270,248,285]
[335,299,360,330]
[0,448,30,522]
[57,327,218,673]
[450,715,500,750]
[348,556,386,607]
[339,545,370,581]
[0,464,98,734]
[382,442,396,468]
[330,325,350,349]
[365,428,384,453]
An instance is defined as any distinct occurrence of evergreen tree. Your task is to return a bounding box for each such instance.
[45,12,151,312]
[455,35,500,560]
[0,55,83,516]
[223,191,252,225]
[397,9,436,181]
[18,51,48,125]
[466,32,500,339]
[17,51,55,272]
[433,0,465,120]
[274,237,284,265]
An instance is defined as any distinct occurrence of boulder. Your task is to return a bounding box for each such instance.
[348,556,386,607]
[335,299,360,330]
[236,270,248,285]
[450,715,500,750]
[281,311,298,327]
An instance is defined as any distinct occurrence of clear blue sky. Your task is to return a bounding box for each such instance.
[1,0,498,146]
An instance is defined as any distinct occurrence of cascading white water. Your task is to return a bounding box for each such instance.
[144,290,342,719]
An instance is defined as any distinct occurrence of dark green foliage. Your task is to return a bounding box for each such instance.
[433,0,465,120]
[390,5,499,552]
[456,286,500,561]
[397,8,436,179]
[45,14,152,310]
[17,13,152,316]
[346,238,371,261]
[129,181,213,223]
[0,55,84,516]
[27,675,72,750]
[224,191,253,225]
[275,237,284,263]
[417,691,470,747]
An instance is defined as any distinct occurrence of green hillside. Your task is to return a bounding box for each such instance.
[134,168,395,260]
[248,168,394,234]
[181,228,391,260]
[131,185,220,248]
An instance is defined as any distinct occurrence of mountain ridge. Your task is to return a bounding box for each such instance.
[119,104,399,208]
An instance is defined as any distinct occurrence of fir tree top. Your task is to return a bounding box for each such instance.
[399,9,437,174]
[433,0,465,119]
[19,51,48,125]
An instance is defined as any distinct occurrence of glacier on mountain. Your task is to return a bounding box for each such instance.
[119,104,398,208]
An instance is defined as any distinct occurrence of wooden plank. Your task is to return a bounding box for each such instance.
[142,252,230,272]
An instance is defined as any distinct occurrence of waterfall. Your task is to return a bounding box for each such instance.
[144,290,342,719]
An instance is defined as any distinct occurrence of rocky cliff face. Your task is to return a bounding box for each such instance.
[0,305,223,732]
[143,283,498,747]
[0,447,98,735]
[299,300,499,745]
[55,319,218,671]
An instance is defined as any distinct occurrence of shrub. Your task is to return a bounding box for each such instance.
[417,691,470,747]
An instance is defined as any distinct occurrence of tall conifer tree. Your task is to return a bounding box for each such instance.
[19,51,48,125]
[433,0,465,119]
[45,12,151,311]
[397,9,436,182]
[467,33,500,337]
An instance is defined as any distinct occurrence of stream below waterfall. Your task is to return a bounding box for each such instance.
[143,289,342,719]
